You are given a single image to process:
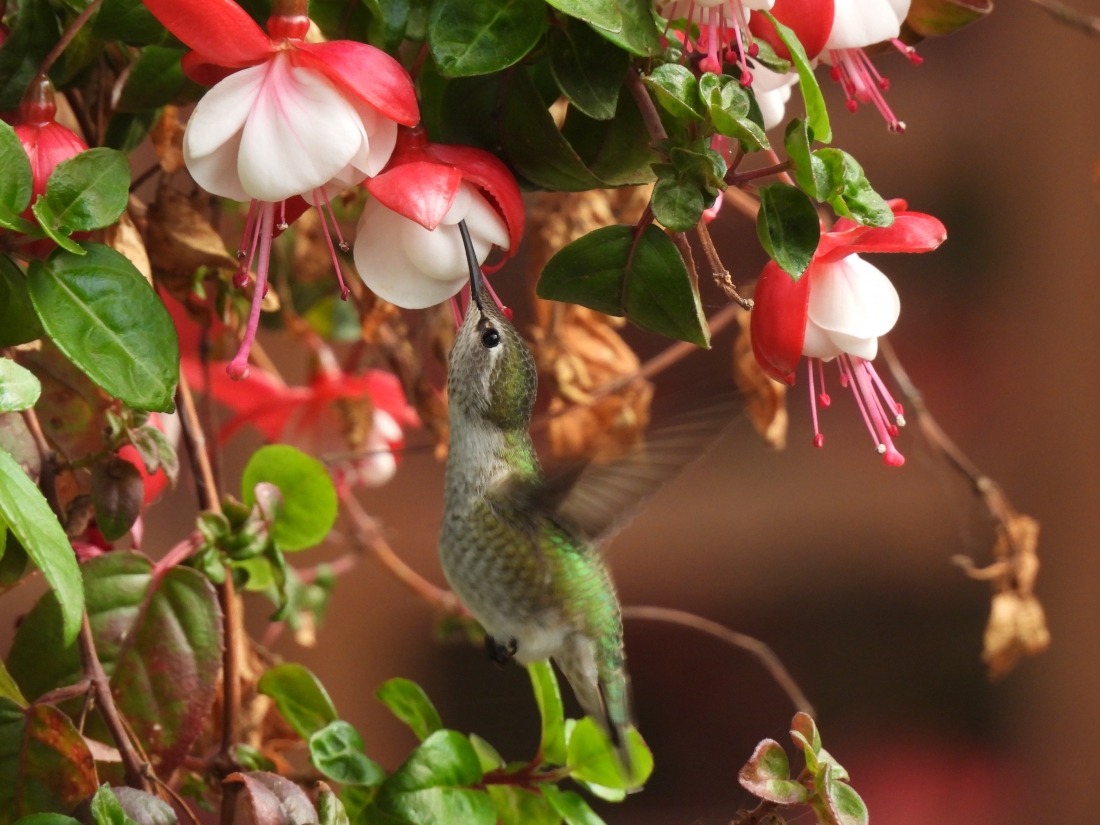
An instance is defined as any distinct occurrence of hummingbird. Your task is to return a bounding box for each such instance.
[440,221,733,777]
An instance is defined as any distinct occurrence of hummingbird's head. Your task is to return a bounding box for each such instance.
[447,222,537,431]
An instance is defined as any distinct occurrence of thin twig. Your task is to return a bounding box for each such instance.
[79,613,151,790]
[621,606,814,715]
[148,771,203,825]
[39,0,104,75]
[625,66,669,142]
[19,406,61,517]
[696,219,753,309]
[175,371,221,514]
[726,160,792,185]
[340,491,466,615]
[36,679,91,705]
[1028,0,1100,36]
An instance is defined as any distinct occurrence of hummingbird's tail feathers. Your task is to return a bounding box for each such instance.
[598,673,637,785]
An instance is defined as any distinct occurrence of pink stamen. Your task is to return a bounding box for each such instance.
[238,200,258,258]
[700,8,721,74]
[808,359,823,448]
[311,189,350,300]
[319,187,350,251]
[890,38,923,65]
[479,273,512,320]
[234,199,265,289]
[846,355,905,466]
[277,199,288,230]
[828,49,907,133]
[817,358,831,407]
[866,360,905,425]
[227,201,275,381]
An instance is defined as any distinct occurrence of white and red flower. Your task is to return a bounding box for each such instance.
[141,0,418,380]
[750,201,945,465]
[659,0,775,81]
[354,125,523,310]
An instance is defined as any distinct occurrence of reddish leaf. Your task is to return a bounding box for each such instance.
[226,771,317,825]
[0,697,98,822]
[738,739,809,806]
[90,456,144,542]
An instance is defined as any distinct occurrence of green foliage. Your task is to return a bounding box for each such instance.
[757,11,830,143]
[527,662,567,766]
[0,360,42,413]
[311,721,387,786]
[699,73,768,151]
[27,244,180,413]
[428,0,547,77]
[538,223,711,347]
[0,256,44,347]
[0,121,35,227]
[116,47,189,112]
[92,0,175,45]
[0,0,60,110]
[565,717,653,789]
[90,784,140,825]
[0,449,83,645]
[547,19,628,120]
[376,678,445,742]
[241,445,338,552]
[258,662,339,739]
[38,148,131,233]
[756,183,821,280]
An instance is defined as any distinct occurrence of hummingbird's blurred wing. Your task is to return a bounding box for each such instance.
[519,401,741,543]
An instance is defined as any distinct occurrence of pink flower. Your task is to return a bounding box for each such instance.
[354,126,523,309]
[750,201,945,465]
[141,0,418,380]
[13,76,88,203]
[821,0,922,132]
[658,0,775,82]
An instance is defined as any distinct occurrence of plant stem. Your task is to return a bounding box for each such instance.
[78,612,151,790]
[625,66,669,143]
[19,406,61,517]
[621,605,814,715]
[725,159,792,185]
[1028,0,1100,36]
[696,219,753,310]
[176,372,221,514]
[39,0,104,76]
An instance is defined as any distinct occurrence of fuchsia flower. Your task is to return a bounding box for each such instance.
[822,0,921,132]
[751,201,945,465]
[13,76,87,203]
[141,0,418,380]
[354,125,524,310]
[749,0,834,61]
[659,0,775,82]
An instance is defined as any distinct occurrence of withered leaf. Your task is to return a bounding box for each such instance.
[146,186,237,296]
[732,307,787,449]
[150,106,186,174]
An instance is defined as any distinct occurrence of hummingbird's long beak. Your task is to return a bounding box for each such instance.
[457,219,485,313]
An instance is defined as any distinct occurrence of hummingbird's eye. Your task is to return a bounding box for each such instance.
[481,328,501,349]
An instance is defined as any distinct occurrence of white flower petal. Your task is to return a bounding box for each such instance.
[825,0,906,50]
[183,126,251,201]
[364,113,397,177]
[756,85,791,130]
[237,56,364,202]
[751,65,799,94]
[807,254,900,340]
[439,183,473,225]
[827,330,879,360]
[354,198,466,309]
[184,64,265,160]
[462,186,510,249]
[402,221,468,283]
[802,319,844,360]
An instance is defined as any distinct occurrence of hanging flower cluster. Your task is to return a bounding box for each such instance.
[141,0,524,382]
[750,201,946,465]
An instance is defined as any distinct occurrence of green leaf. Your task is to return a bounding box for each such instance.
[700,73,769,151]
[27,244,180,412]
[756,183,821,279]
[0,360,41,413]
[737,739,809,805]
[753,38,792,74]
[43,148,131,233]
[319,788,351,825]
[310,721,386,787]
[258,662,339,739]
[30,199,86,255]
[811,149,893,227]
[374,730,494,825]
[109,787,179,825]
[10,816,82,825]
[823,771,869,825]
[117,47,189,113]
[643,64,704,120]
[104,111,159,154]
[234,743,276,773]
[0,121,33,216]
[0,257,44,348]
[544,0,620,31]
[588,0,661,56]
[487,787,561,825]
[0,449,83,645]
[0,698,98,823]
[91,783,140,825]
[241,444,337,551]
[557,90,659,186]
[376,678,444,742]
[651,177,705,233]
[783,118,816,195]
[0,0,61,111]
[363,0,412,51]
[527,662,566,766]
[90,456,144,542]
[547,21,627,120]
[757,11,830,143]
[92,0,175,45]
[537,224,711,347]
[572,779,624,803]
[428,0,548,77]
[6,552,222,778]
[538,784,607,825]
[0,662,27,707]
[565,717,653,790]
[468,734,505,773]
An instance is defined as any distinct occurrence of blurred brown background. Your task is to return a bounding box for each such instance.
[6,2,1100,822]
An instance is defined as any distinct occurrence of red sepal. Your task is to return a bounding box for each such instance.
[142,0,274,67]
[748,0,834,61]
[817,211,946,262]
[294,40,419,126]
[366,161,462,230]
[180,51,243,86]
[750,260,812,385]
[15,120,87,199]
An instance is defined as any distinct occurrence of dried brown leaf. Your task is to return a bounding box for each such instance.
[102,208,153,285]
[150,106,185,174]
[146,186,237,298]
[291,209,335,283]
[732,307,787,449]
[983,592,1050,680]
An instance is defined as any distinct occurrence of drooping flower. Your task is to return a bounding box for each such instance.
[748,0,835,61]
[750,201,945,465]
[354,125,523,310]
[658,0,775,82]
[141,0,418,380]
[821,0,921,132]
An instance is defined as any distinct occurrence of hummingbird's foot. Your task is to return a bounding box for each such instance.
[485,635,518,667]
